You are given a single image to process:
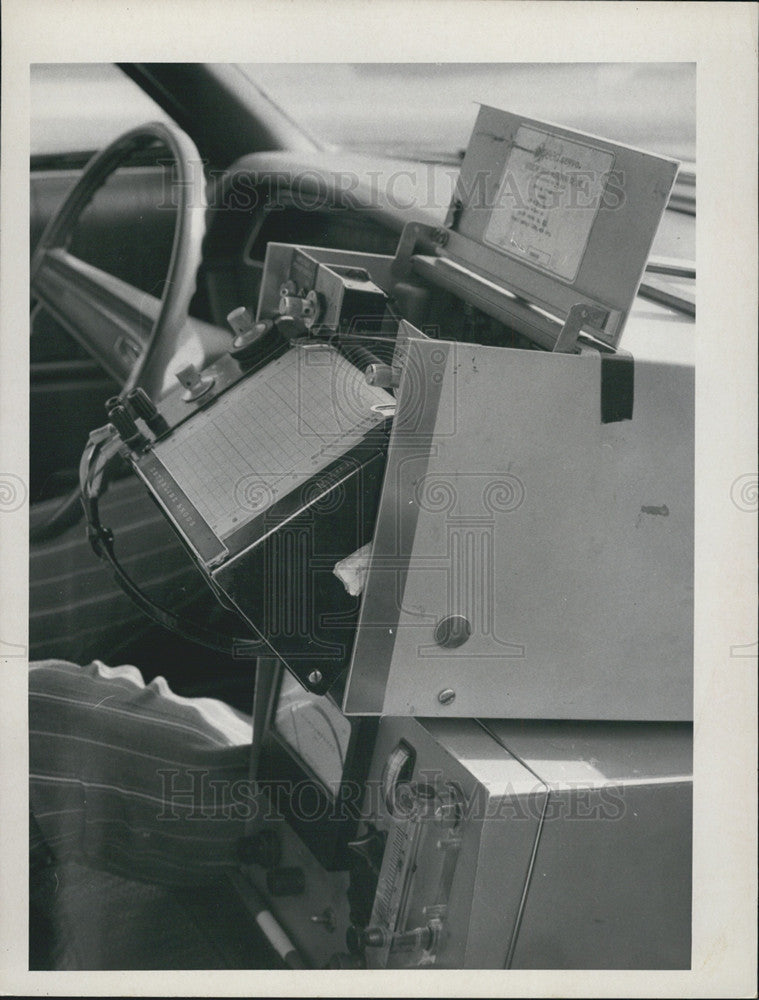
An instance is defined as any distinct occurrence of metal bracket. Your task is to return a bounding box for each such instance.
[552,303,610,355]
[390,222,439,284]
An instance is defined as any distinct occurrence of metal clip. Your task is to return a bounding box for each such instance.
[553,303,609,355]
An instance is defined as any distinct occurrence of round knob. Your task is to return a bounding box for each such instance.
[175,364,215,402]
[226,306,255,337]
[279,294,305,317]
[278,290,321,330]
[359,925,392,949]
[107,403,146,449]
[365,363,396,388]
[126,387,158,421]
[229,318,273,361]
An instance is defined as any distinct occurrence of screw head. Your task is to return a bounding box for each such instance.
[438,688,456,706]
[307,669,323,687]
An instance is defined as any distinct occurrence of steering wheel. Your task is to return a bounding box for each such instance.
[30,121,207,402]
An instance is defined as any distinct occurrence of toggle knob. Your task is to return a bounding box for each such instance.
[106,401,147,449]
[310,907,337,932]
[266,866,306,897]
[227,305,255,338]
[277,289,321,330]
[236,829,282,869]
[125,387,168,436]
[176,364,215,402]
[226,307,273,361]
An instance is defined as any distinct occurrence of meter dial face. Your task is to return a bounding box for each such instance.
[273,670,352,796]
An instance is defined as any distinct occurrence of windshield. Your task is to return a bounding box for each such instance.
[242,63,695,166]
[31,63,695,171]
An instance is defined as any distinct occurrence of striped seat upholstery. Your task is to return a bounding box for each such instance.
[29,658,253,888]
[30,475,208,665]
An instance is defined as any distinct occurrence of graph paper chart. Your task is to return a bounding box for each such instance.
[153,344,394,541]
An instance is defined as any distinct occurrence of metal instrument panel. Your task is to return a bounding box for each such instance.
[357,717,691,969]
[344,336,693,720]
[360,717,545,969]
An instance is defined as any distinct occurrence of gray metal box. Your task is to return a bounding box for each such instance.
[359,717,691,969]
[344,335,693,720]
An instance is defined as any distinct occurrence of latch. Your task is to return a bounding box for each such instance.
[552,302,611,355]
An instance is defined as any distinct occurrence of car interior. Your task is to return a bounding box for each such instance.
[28,62,696,971]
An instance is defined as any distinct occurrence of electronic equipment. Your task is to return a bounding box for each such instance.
[276,247,390,337]
[343,331,694,720]
[348,716,692,969]
[114,109,689,714]
[236,712,692,969]
[112,240,402,696]
[99,105,694,968]
[127,340,393,694]
[429,105,679,350]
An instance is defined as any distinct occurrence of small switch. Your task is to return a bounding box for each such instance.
[175,364,215,402]
[310,907,337,932]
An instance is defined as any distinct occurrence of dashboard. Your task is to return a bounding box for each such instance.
[195,151,453,334]
[196,153,694,363]
[30,146,694,353]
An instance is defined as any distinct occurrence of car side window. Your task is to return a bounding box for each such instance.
[31,64,171,163]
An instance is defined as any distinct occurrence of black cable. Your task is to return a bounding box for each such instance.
[81,432,266,660]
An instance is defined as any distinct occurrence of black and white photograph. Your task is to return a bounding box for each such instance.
[1,2,756,995]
